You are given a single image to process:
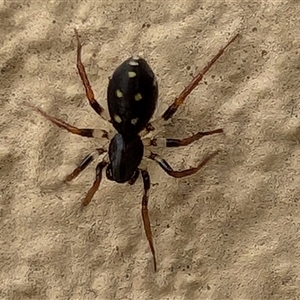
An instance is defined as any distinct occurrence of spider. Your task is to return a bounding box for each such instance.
[28,29,239,271]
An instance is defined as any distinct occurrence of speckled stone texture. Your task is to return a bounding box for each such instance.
[1,1,300,299]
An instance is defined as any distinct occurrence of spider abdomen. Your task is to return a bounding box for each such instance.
[107,56,158,137]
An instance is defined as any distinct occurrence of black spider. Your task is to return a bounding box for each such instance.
[28,29,239,271]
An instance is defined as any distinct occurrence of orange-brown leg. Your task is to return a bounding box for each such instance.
[149,128,223,147]
[149,150,220,178]
[27,104,108,139]
[74,29,106,119]
[82,160,108,206]
[64,148,106,182]
[162,34,240,121]
[140,169,157,272]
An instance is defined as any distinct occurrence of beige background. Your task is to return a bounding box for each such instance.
[1,1,300,299]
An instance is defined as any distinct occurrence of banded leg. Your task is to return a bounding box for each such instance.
[64,148,106,182]
[140,169,157,272]
[28,104,108,139]
[162,34,239,121]
[82,160,108,206]
[147,128,223,148]
[74,29,106,119]
[149,150,220,178]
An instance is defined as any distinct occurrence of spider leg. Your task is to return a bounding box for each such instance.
[148,150,220,178]
[28,104,108,139]
[145,128,223,147]
[74,29,106,120]
[145,34,239,128]
[64,148,106,182]
[140,169,157,272]
[82,160,108,206]
[161,34,239,121]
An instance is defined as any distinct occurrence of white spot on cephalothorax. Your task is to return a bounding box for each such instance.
[131,118,138,125]
[116,89,123,98]
[129,60,139,66]
[134,93,142,101]
[114,115,122,123]
[132,55,140,61]
[128,71,137,78]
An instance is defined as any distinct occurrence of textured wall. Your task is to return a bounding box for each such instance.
[1,1,300,299]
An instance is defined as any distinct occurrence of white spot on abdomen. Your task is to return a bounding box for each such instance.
[128,71,137,78]
[114,115,122,123]
[134,93,142,101]
[116,89,123,98]
[131,118,138,125]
